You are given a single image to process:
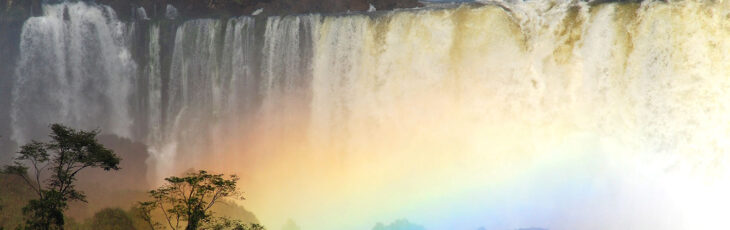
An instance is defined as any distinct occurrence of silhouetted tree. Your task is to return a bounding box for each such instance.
[0,137,3,230]
[0,196,3,230]
[89,208,135,230]
[138,170,258,230]
[204,216,265,230]
[134,202,162,230]
[2,124,120,230]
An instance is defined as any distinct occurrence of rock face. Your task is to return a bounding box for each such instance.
[1,0,423,21]
[0,0,421,149]
[122,0,422,19]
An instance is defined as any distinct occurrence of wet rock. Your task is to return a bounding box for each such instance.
[2,0,422,21]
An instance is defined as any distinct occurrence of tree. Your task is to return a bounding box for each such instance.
[203,216,265,230]
[0,197,3,230]
[0,137,3,230]
[135,202,163,230]
[138,170,257,230]
[1,124,120,230]
[88,208,135,230]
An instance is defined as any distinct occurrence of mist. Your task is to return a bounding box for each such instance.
[3,0,730,229]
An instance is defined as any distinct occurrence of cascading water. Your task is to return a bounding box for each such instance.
[5,1,730,229]
[10,3,136,144]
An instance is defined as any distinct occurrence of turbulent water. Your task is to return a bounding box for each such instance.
[5,1,730,229]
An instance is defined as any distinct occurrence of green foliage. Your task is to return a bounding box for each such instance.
[22,190,66,229]
[0,197,3,230]
[204,216,265,230]
[1,124,121,230]
[138,170,252,230]
[59,207,151,230]
[88,208,135,230]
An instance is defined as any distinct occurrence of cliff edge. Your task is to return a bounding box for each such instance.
[1,0,423,21]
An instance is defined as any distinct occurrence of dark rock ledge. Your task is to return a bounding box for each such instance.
[1,0,423,21]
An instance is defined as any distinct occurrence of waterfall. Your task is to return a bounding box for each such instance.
[6,1,730,229]
[11,2,136,144]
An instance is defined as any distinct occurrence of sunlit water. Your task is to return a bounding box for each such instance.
[8,1,730,229]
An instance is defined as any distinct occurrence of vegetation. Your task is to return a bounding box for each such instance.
[88,208,136,230]
[1,124,121,230]
[59,207,162,230]
[138,170,261,230]
[200,216,265,230]
[1,124,260,230]
[0,173,35,229]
